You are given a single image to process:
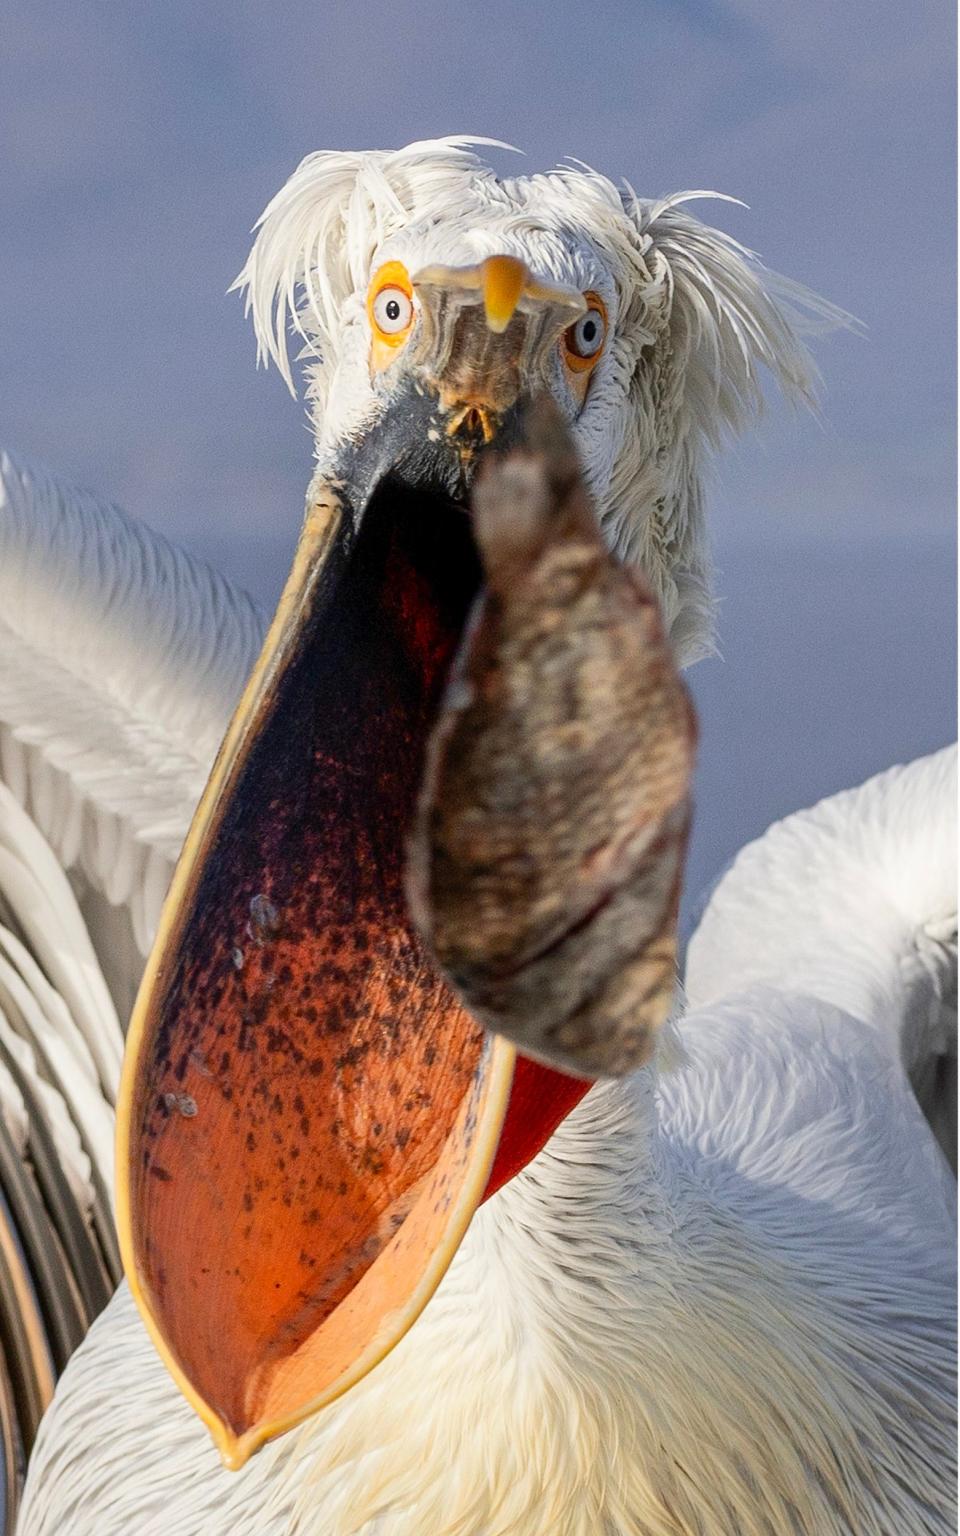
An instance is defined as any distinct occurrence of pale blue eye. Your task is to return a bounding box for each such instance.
[570,307,605,358]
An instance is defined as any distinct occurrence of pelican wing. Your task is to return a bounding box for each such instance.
[0,449,265,983]
[686,744,958,1168]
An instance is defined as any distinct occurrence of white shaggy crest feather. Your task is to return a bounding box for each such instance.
[234,137,848,662]
[19,750,957,1536]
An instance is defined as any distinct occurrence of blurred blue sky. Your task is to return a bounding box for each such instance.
[0,0,955,921]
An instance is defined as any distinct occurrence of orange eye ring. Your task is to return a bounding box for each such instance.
[367,261,415,370]
[562,292,608,375]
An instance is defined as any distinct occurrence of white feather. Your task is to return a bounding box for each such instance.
[19,751,956,1536]
[686,746,958,1070]
[0,448,266,991]
[0,864,115,1199]
[0,1005,94,1217]
[0,1025,29,1156]
[0,779,121,1096]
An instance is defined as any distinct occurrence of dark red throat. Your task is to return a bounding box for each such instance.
[482,1056,592,1200]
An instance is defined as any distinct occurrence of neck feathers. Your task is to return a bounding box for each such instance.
[276,1056,952,1535]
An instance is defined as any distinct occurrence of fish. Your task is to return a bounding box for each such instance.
[407,397,697,1078]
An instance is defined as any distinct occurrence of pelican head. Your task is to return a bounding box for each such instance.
[237,136,822,665]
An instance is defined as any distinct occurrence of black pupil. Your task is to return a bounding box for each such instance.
[582,318,597,343]
[385,298,401,321]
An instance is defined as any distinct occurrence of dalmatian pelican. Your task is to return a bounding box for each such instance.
[0,138,952,1533]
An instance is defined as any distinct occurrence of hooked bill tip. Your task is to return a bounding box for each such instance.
[481,255,527,334]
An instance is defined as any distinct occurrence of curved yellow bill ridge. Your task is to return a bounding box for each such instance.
[116,479,516,1470]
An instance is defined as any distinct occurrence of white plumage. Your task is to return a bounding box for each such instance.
[0,139,953,1533]
[0,447,264,1010]
[18,746,958,1535]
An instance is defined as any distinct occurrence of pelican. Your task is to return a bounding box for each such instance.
[0,137,953,1532]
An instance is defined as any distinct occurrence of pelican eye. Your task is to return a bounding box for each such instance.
[562,293,608,376]
[372,287,413,335]
[572,313,602,355]
[367,262,416,369]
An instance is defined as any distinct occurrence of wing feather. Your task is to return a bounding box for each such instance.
[0,449,266,996]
